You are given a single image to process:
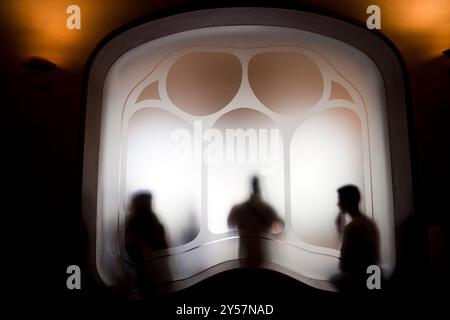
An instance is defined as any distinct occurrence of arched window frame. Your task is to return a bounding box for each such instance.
[82,7,413,291]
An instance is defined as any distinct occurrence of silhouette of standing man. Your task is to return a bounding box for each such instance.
[334,185,380,292]
[125,191,170,296]
[228,176,283,267]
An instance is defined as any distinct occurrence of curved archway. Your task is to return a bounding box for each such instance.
[82,8,412,292]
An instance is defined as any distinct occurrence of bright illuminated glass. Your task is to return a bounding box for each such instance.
[96,26,396,289]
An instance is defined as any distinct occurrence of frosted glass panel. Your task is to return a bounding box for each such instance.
[290,108,365,249]
[207,108,285,234]
[95,25,396,290]
[126,108,201,246]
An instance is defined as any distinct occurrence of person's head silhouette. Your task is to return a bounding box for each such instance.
[337,185,361,217]
[131,191,152,214]
[251,175,261,197]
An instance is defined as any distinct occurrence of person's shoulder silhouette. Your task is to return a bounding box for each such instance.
[125,191,168,262]
[125,191,172,297]
[340,214,380,273]
[228,176,281,233]
[227,176,283,265]
[336,185,380,279]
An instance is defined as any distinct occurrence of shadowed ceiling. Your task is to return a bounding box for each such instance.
[0,0,448,71]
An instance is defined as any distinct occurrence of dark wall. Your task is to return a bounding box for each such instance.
[4,50,85,296]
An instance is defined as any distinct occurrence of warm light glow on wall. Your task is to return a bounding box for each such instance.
[2,1,448,69]
[382,0,450,59]
[1,0,162,70]
[3,1,85,68]
[390,0,448,31]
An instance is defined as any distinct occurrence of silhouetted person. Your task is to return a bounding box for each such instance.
[228,176,283,267]
[125,191,170,296]
[333,185,380,293]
